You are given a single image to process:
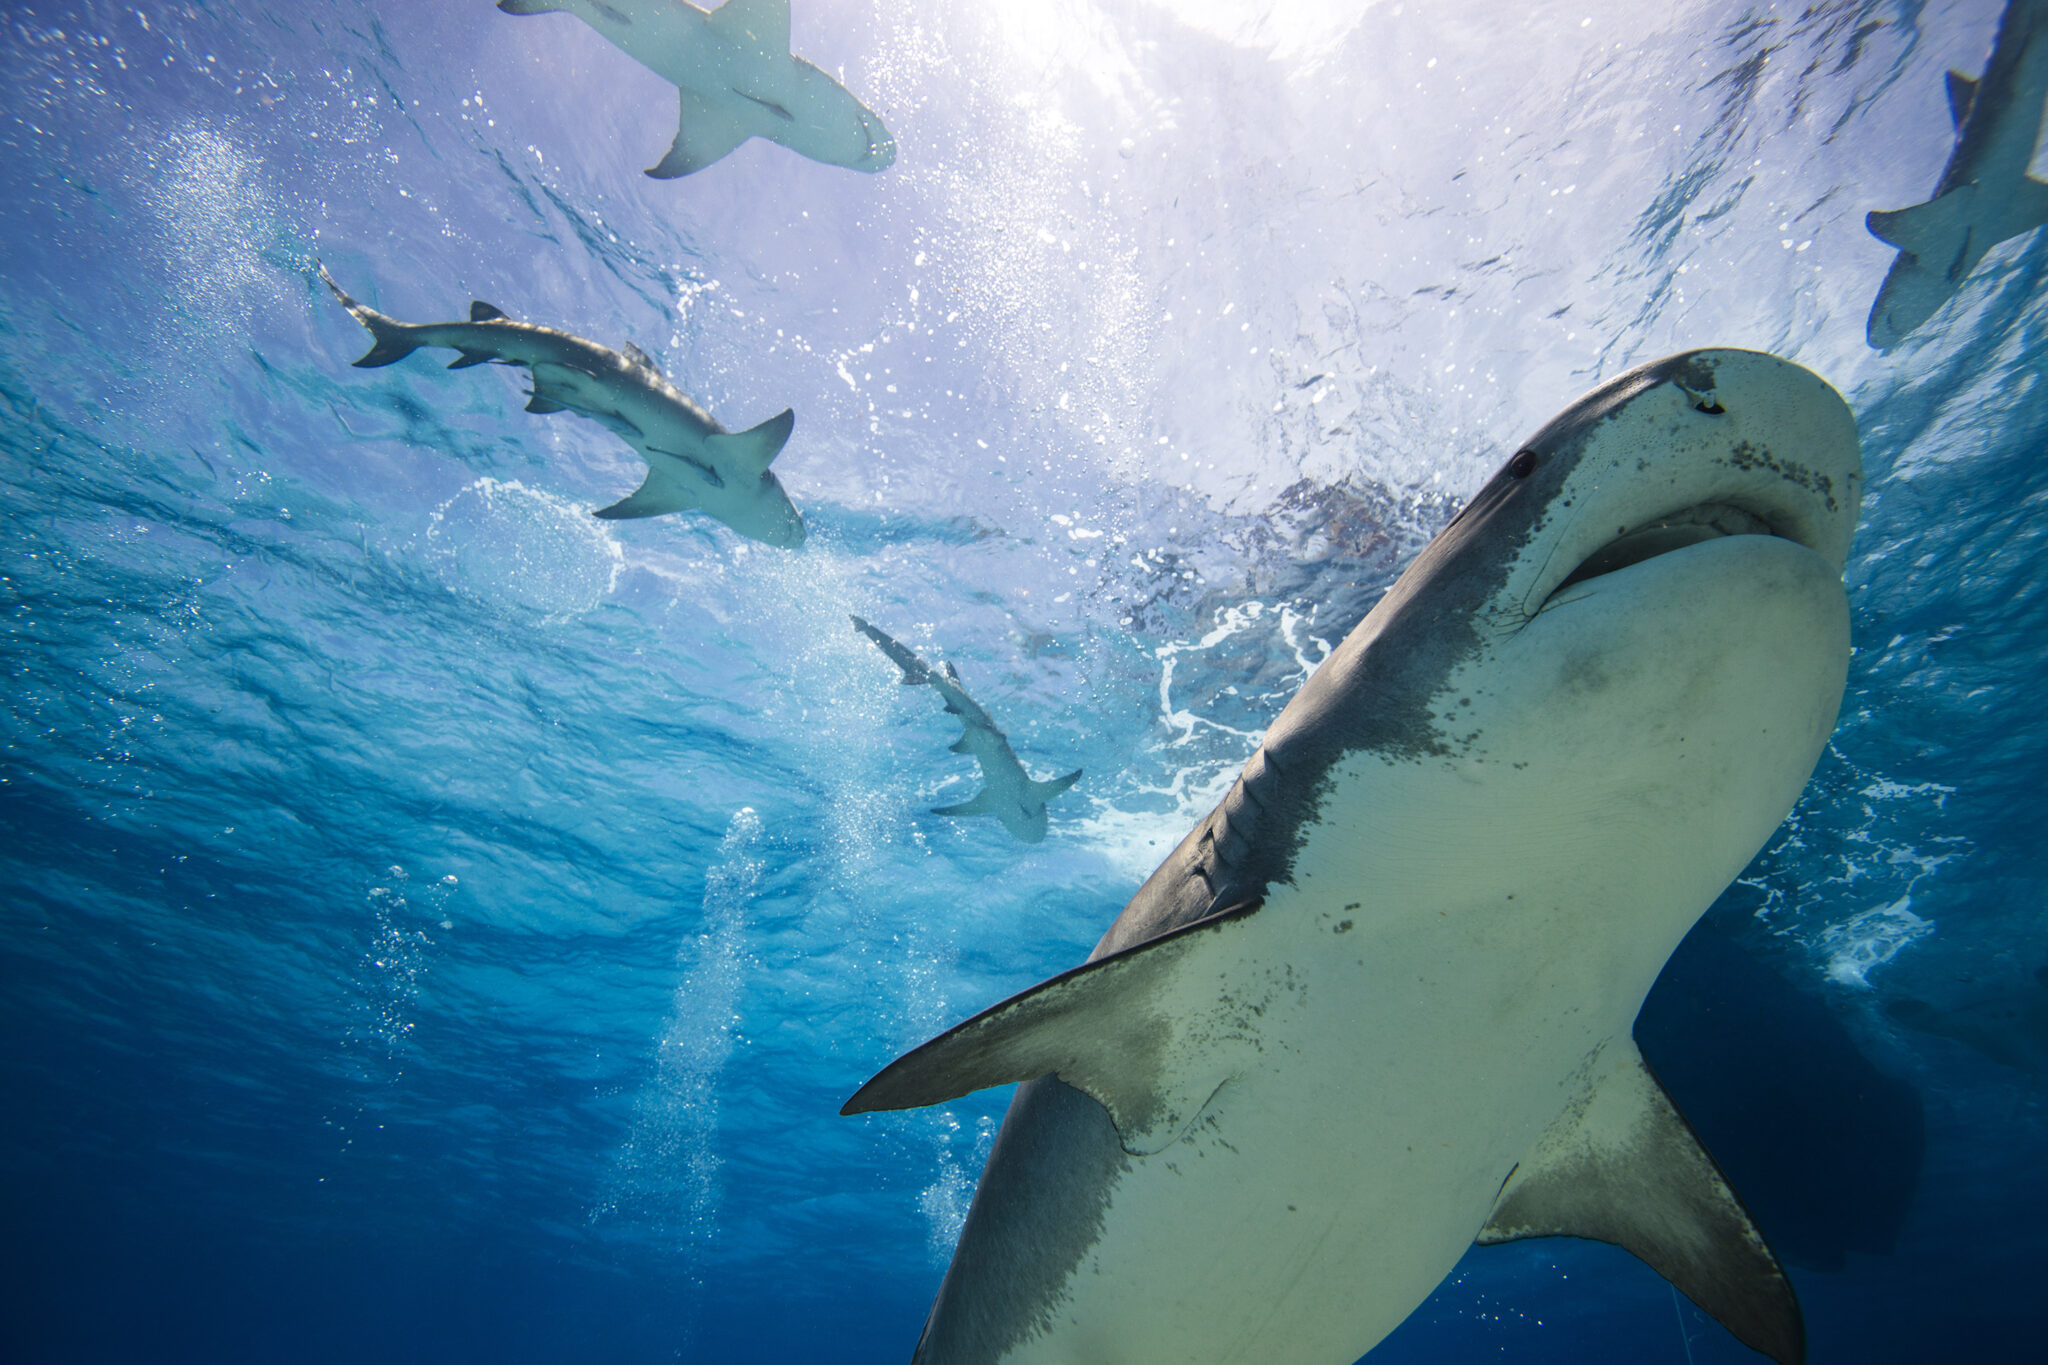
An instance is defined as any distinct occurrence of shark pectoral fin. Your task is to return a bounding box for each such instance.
[932,787,1002,817]
[708,407,796,476]
[841,900,1269,1155]
[706,0,791,54]
[1031,768,1083,803]
[648,87,755,179]
[594,469,699,520]
[447,351,493,369]
[2004,176,2048,242]
[1866,184,1974,255]
[1479,1041,1803,1365]
[1944,69,1978,128]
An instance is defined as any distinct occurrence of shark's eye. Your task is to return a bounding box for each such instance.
[1507,450,1538,479]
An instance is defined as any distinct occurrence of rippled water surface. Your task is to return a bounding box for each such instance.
[4,1,2046,1361]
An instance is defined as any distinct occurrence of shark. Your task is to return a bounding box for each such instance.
[852,615,1082,844]
[320,266,805,548]
[496,0,896,178]
[844,349,1864,1365]
[1865,0,2048,348]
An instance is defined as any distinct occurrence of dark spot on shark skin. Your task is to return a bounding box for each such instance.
[1726,440,1838,513]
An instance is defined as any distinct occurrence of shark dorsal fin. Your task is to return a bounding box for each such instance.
[706,0,791,54]
[1944,68,1978,128]
[1478,1040,1803,1365]
[470,301,507,322]
[619,341,658,372]
[705,406,795,476]
[841,899,1269,1155]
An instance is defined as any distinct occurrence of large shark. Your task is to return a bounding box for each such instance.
[845,349,1863,1365]
[852,616,1082,844]
[497,0,896,177]
[321,267,805,548]
[1865,0,2048,348]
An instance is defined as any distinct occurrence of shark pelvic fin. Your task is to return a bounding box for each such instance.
[707,407,796,476]
[648,87,755,178]
[447,351,493,369]
[1944,69,1978,128]
[525,393,569,414]
[841,900,1269,1155]
[707,0,791,54]
[470,301,507,322]
[594,470,699,520]
[1478,1040,1804,1365]
[1866,184,1975,256]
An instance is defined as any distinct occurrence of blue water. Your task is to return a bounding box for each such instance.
[3,1,2045,1361]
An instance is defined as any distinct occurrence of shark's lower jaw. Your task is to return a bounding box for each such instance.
[1549,503,1781,600]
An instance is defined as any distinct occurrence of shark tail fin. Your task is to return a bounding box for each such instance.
[932,787,1003,818]
[850,615,932,684]
[708,407,796,477]
[648,87,755,179]
[318,264,423,368]
[841,899,1268,1155]
[1866,185,1974,256]
[1479,1040,1803,1365]
[706,0,792,53]
[1031,768,1083,804]
[1944,69,1978,128]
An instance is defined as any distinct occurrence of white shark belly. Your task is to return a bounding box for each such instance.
[985,534,1849,1364]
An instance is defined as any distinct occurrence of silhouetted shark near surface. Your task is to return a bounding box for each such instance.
[851,616,1081,844]
[320,267,804,547]
[846,350,1864,1365]
[1866,0,2048,347]
[497,0,895,177]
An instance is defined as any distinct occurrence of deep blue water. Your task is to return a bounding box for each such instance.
[3,0,2045,1361]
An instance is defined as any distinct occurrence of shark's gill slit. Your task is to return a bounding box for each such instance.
[1551,504,1778,596]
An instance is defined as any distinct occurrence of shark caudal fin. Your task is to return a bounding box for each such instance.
[707,408,796,476]
[318,264,423,368]
[1479,1040,1804,1365]
[842,900,1269,1155]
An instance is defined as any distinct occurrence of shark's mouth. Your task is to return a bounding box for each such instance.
[1548,503,1783,599]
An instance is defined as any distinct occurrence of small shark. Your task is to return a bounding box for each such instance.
[320,266,804,547]
[1865,0,2048,348]
[852,616,1081,844]
[497,0,896,177]
[846,350,1864,1365]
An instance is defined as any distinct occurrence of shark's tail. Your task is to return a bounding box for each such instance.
[318,263,424,368]
[1031,769,1083,804]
